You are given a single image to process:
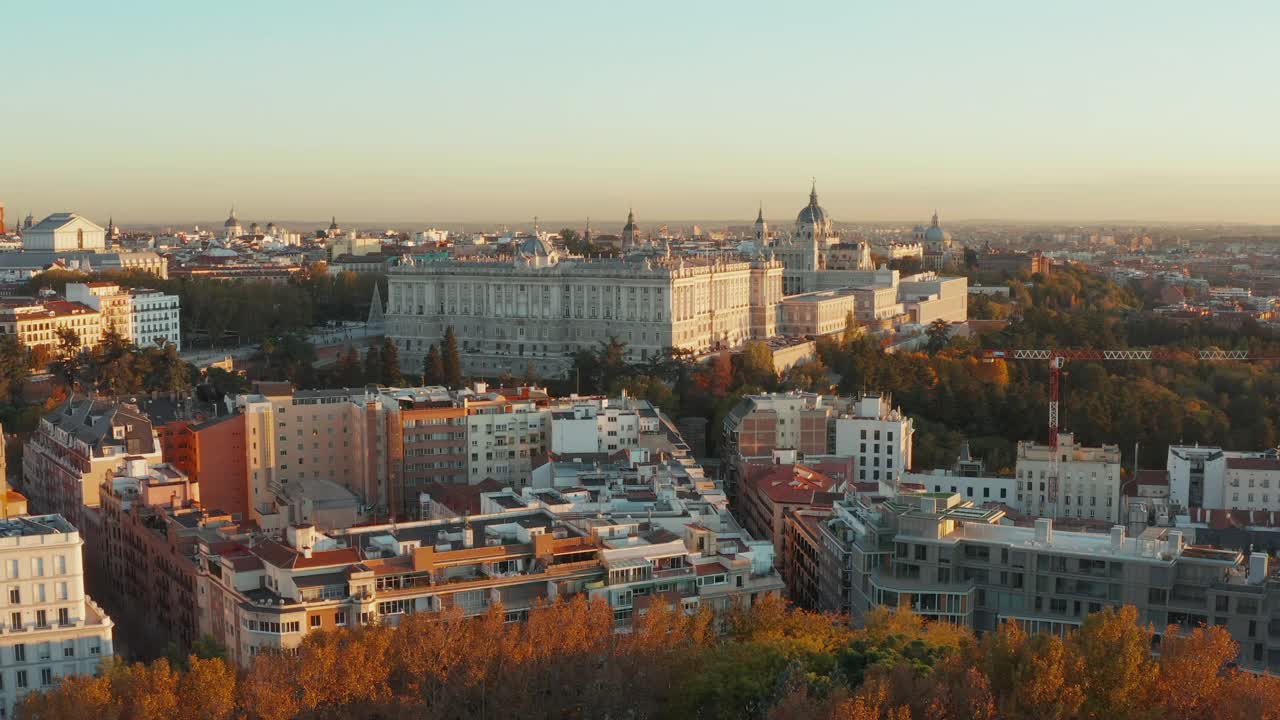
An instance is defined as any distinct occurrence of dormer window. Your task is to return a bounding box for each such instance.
[113,426,125,440]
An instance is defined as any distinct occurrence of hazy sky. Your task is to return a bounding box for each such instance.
[6,1,1280,226]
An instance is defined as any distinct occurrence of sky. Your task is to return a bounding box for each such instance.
[5,0,1280,226]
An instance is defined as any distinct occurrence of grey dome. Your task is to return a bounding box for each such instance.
[796,183,829,226]
[223,210,239,227]
[925,225,951,243]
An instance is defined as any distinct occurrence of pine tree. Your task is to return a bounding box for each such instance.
[381,337,404,386]
[339,346,363,387]
[423,344,444,386]
[441,326,463,388]
[363,343,382,385]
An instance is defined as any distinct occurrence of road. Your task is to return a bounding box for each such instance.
[181,323,383,368]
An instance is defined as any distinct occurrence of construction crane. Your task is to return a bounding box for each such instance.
[980,348,1280,505]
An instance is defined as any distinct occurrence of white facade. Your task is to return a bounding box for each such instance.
[898,273,969,325]
[832,393,914,483]
[22,213,106,252]
[66,283,181,350]
[908,471,1019,509]
[1015,433,1122,523]
[128,289,182,350]
[548,402,647,455]
[1168,445,1280,511]
[0,515,114,718]
[465,400,549,486]
[386,249,784,378]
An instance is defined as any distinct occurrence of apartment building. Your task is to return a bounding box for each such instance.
[1015,433,1122,524]
[738,455,849,558]
[65,282,181,350]
[199,506,782,668]
[0,301,101,355]
[21,399,162,534]
[822,490,1280,673]
[832,393,914,484]
[1167,445,1280,512]
[156,412,250,521]
[0,514,114,719]
[97,459,211,657]
[463,395,548,486]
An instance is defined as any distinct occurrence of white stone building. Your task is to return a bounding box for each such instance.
[65,282,181,350]
[1015,433,1122,523]
[0,514,114,718]
[385,238,784,378]
[832,393,914,484]
[1167,445,1280,512]
[22,213,106,252]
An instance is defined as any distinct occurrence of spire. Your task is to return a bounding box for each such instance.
[810,178,818,206]
[755,203,764,224]
[931,210,939,227]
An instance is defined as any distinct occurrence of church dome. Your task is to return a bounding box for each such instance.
[328,216,340,231]
[796,183,829,226]
[924,211,951,244]
[223,209,240,228]
[622,209,637,233]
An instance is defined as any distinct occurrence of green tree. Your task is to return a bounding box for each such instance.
[441,326,463,388]
[380,337,403,386]
[739,341,777,389]
[339,346,363,387]
[423,344,444,386]
[925,318,952,354]
[363,343,382,385]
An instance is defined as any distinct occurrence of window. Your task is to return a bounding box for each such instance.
[16,670,27,689]
[57,608,69,626]
[334,611,347,626]
[14,644,25,661]
[8,587,19,604]
[10,612,19,629]
[40,668,52,686]
[35,610,46,628]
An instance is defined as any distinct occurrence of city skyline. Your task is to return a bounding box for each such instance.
[7,1,1280,224]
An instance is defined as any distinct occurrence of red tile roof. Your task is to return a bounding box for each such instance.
[251,538,361,570]
[743,462,841,505]
[1227,458,1280,472]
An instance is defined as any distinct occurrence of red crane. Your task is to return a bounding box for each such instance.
[980,348,1280,502]
[981,348,1271,450]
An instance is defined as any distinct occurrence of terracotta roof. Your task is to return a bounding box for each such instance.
[421,478,505,516]
[251,538,361,570]
[1186,507,1280,530]
[1135,469,1170,487]
[743,462,840,505]
[1227,458,1280,472]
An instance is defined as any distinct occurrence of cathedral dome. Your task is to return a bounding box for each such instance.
[796,183,829,226]
[223,209,239,228]
[924,211,951,245]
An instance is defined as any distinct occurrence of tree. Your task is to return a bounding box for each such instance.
[50,327,84,385]
[441,326,463,388]
[708,351,734,398]
[380,336,404,386]
[339,345,363,387]
[739,341,777,389]
[363,342,382,385]
[925,318,952,354]
[423,344,444,386]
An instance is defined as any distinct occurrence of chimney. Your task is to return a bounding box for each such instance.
[1034,518,1053,545]
[287,523,316,551]
[462,523,474,549]
[1110,525,1125,550]
[1249,552,1269,585]
[473,381,488,394]
[1166,530,1183,555]
[302,546,313,559]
